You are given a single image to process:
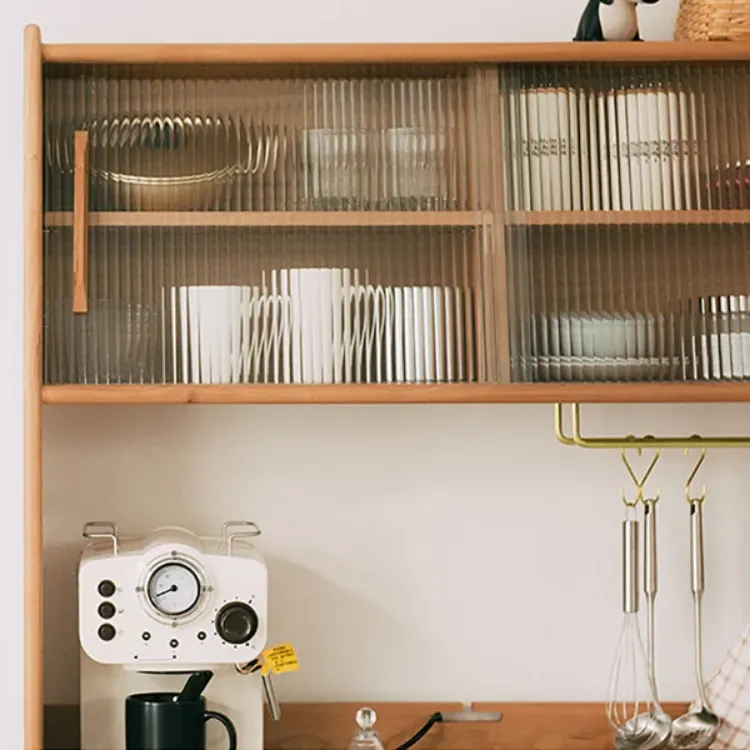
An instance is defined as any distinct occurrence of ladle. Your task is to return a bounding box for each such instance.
[668,499,719,750]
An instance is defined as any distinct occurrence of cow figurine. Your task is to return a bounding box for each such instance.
[573,0,659,41]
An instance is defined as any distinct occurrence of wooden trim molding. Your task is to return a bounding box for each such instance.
[44,701,692,750]
[41,40,750,65]
[72,131,89,314]
[24,22,44,750]
[41,381,750,405]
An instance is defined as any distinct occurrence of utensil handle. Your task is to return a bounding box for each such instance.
[691,501,705,595]
[644,500,658,596]
[72,130,89,314]
[690,500,711,708]
[204,710,237,750]
[643,500,659,696]
[623,519,639,614]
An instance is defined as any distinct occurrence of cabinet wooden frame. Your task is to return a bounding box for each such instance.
[34,35,750,403]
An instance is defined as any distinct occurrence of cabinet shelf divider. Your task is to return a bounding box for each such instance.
[44,210,491,229]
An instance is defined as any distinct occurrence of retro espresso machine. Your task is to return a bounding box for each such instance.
[78,521,276,750]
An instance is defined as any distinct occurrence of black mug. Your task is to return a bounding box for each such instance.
[126,692,237,750]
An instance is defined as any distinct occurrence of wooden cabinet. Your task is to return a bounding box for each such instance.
[30,37,750,405]
[24,26,750,750]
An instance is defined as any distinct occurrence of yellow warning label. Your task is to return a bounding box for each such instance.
[261,643,300,675]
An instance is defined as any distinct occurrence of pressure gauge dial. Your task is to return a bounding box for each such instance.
[146,561,202,617]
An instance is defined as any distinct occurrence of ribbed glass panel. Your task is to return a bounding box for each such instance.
[501,61,750,383]
[43,63,504,385]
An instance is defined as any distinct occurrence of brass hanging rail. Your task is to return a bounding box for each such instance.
[555,403,750,449]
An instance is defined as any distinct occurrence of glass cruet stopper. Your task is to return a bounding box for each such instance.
[348,707,385,750]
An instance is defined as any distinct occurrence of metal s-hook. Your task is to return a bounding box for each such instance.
[620,444,661,507]
[685,445,707,503]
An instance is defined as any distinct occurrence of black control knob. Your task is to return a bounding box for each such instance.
[98,623,116,642]
[98,580,116,597]
[98,601,116,619]
[215,602,258,645]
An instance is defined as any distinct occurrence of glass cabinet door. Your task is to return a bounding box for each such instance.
[500,61,750,385]
[42,63,507,387]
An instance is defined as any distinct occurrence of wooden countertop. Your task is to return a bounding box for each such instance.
[45,700,693,750]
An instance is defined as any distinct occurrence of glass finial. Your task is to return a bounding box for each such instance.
[356,708,376,730]
[349,707,384,750]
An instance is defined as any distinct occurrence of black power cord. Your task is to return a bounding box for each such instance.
[394,712,444,750]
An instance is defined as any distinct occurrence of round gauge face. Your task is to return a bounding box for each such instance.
[146,562,201,617]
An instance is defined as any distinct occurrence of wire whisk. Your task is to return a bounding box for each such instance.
[607,513,671,750]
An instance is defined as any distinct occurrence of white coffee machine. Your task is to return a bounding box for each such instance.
[78,521,274,750]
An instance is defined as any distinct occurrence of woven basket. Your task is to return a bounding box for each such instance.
[675,0,750,40]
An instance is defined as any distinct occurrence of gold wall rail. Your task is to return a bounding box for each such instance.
[554,403,750,449]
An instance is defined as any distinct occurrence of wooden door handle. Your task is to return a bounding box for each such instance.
[73,130,89,313]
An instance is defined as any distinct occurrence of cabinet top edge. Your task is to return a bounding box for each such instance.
[38,40,750,66]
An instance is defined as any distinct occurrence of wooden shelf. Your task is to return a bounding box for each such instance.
[46,209,750,229]
[43,211,488,229]
[41,381,750,405]
[43,210,750,230]
[507,210,750,227]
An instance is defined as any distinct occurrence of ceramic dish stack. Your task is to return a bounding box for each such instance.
[163,275,474,385]
[383,286,471,383]
[533,311,685,381]
[507,84,699,212]
[45,115,285,212]
[166,269,376,385]
[693,295,750,380]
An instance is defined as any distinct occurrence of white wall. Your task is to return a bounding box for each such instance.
[2,4,26,750]
[6,0,747,744]
[41,403,750,706]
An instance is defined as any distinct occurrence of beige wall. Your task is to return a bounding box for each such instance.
[43,403,750,705]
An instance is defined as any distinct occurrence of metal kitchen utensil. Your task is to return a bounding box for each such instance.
[607,514,669,750]
[668,488,720,750]
[618,499,672,749]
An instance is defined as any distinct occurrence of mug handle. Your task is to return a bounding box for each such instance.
[205,710,238,750]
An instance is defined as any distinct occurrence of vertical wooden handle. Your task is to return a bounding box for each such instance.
[73,130,89,313]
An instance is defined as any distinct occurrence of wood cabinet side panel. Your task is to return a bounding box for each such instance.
[24,22,44,750]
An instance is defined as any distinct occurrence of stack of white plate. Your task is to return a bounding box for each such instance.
[533,311,683,381]
[695,296,750,380]
[384,286,469,383]
[508,85,698,212]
